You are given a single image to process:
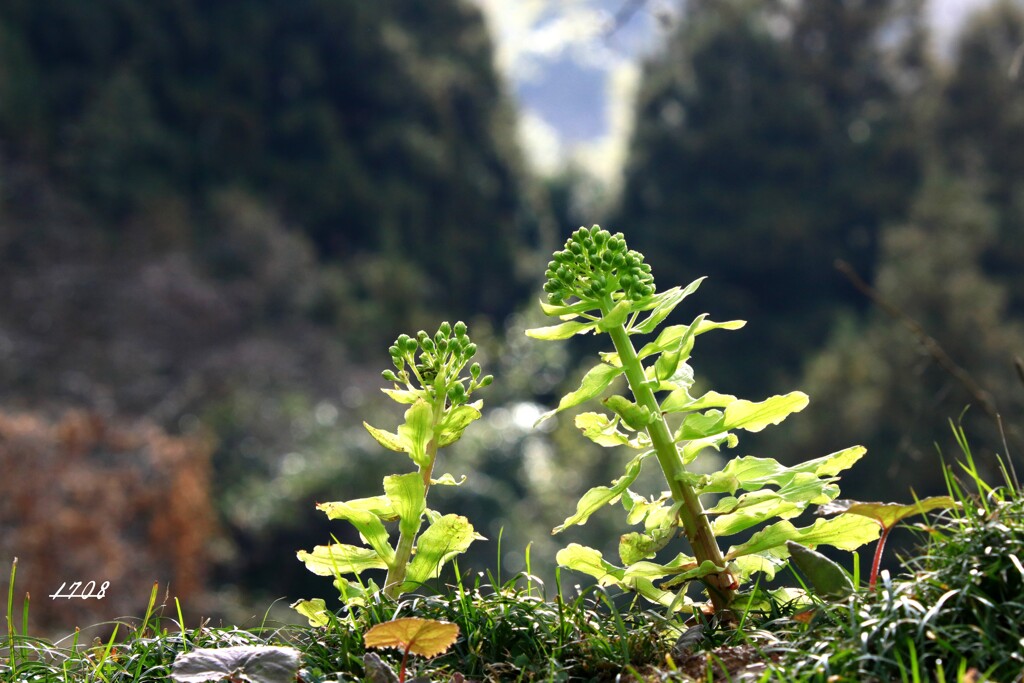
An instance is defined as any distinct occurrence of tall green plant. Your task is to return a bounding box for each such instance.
[296,322,492,609]
[529,226,880,611]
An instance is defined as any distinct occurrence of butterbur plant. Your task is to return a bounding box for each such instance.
[295,322,492,611]
[529,226,881,611]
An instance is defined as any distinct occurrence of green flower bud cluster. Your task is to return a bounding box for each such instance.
[381,321,493,404]
[543,225,655,305]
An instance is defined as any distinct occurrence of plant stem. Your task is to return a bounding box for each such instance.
[869,525,892,590]
[604,318,736,611]
[384,394,445,598]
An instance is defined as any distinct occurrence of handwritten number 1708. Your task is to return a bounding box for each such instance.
[49,580,109,600]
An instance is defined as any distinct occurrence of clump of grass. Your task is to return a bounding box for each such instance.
[293,567,679,682]
[768,427,1024,682]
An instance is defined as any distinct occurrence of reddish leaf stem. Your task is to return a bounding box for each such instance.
[869,525,893,590]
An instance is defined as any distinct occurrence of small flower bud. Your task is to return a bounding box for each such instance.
[470,362,481,379]
[454,321,467,337]
[480,375,493,387]
[464,343,477,359]
[381,369,398,382]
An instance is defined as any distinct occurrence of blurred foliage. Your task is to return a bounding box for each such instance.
[613,0,927,396]
[938,0,1024,315]
[781,170,1024,501]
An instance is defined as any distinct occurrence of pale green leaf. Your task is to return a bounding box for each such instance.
[598,299,633,331]
[313,500,394,564]
[437,402,482,447]
[661,389,737,414]
[291,598,332,628]
[363,422,407,453]
[553,451,651,532]
[525,320,598,340]
[535,362,623,425]
[658,559,726,589]
[696,447,865,496]
[710,496,804,536]
[381,388,422,404]
[722,392,809,433]
[383,472,426,539]
[726,515,881,561]
[575,412,629,447]
[730,551,789,582]
[397,400,434,467]
[430,473,466,486]
[602,395,656,429]
[555,544,623,587]
[619,528,673,565]
[637,317,746,360]
[297,544,388,576]
[318,495,396,521]
[679,432,737,464]
[539,298,594,317]
[631,280,703,334]
[405,515,484,588]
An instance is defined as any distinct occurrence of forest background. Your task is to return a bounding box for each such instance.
[1,0,1023,634]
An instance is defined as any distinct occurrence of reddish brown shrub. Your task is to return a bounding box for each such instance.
[0,409,216,633]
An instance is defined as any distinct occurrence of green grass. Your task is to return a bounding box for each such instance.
[5,430,1023,682]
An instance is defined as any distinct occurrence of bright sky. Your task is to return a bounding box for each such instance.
[473,0,993,183]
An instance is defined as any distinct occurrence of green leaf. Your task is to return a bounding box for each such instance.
[722,392,809,433]
[363,422,407,453]
[437,401,482,447]
[661,390,737,414]
[619,528,674,565]
[525,319,599,340]
[297,544,388,576]
[575,412,630,447]
[381,388,422,404]
[313,500,394,564]
[536,362,623,425]
[817,496,959,530]
[726,515,881,561]
[318,495,396,521]
[786,542,854,599]
[539,299,595,317]
[404,515,483,588]
[636,317,746,360]
[631,280,703,334]
[430,473,466,486]
[709,495,804,536]
[291,598,332,628]
[603,395,656,430]
[397,400,434,467]
[696,448,866,496]
[383,473,427,539]
[171,646,301,683]
[553,451,651,532]
[598,299,633,331]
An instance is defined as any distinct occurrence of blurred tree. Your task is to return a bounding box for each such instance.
[0,0,544,324]
[612,0,927,396]
[787,170,1024,502]
[937,0,1024,316]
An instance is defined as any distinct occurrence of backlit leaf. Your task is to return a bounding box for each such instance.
[525,319,598,340]
[383,473,427,539]
[363,422,407,452]
[405,515,483,588]
[631,280,703,334]
[535,362,623,425]
[297,544,388,576]
[437,402,482,446]
[396,400,434,467]
[553,451,651,532]
[313,500,394,564]
[291,598,332,628]
[726,515,881,561]
[364,618,460,659]
[722,392,809,432]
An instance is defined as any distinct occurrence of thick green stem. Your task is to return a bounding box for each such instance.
[384,392,446,598]
[605,316,736,610]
